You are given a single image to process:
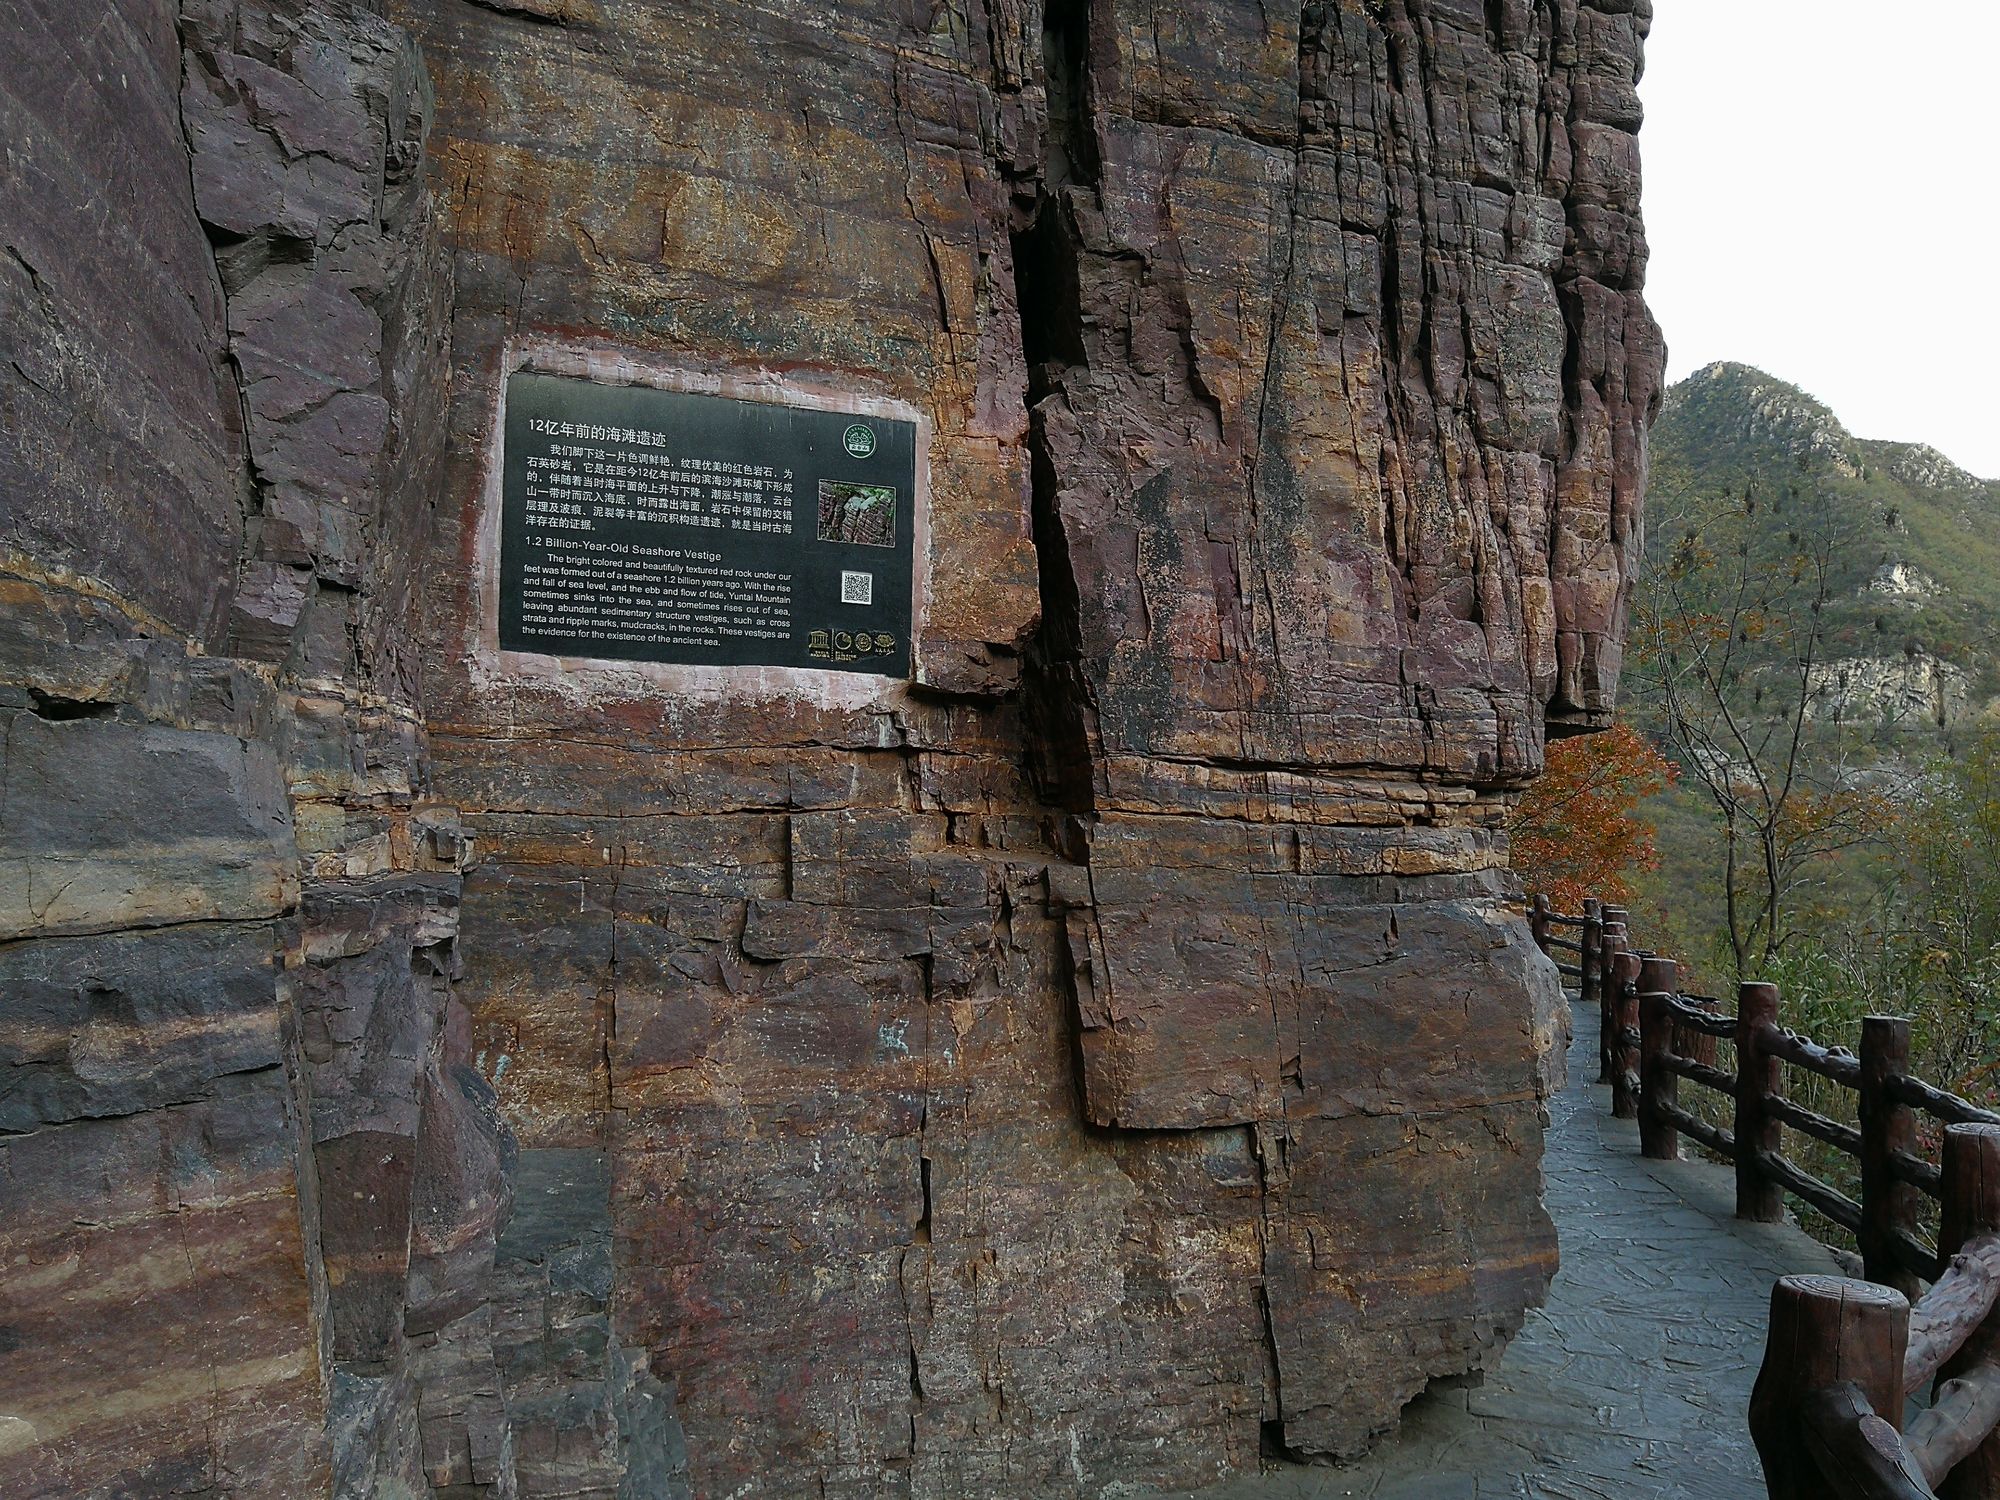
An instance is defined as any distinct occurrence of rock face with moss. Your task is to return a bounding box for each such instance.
[0,2,1660,1496]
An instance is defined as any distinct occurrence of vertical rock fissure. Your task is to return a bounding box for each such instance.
[169,13,267,656]
[1014,0,1098,817]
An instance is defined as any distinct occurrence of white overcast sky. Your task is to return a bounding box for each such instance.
[1638,2,2000,478]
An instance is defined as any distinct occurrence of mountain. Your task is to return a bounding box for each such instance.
[1646,363,2000,727]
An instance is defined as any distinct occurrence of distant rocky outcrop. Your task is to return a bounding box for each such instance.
[1867,562,1941,602]
[0,3,1662,1497]
[1891,443,1988,495]
[1662,363,2000,499]
[1670,362,1863,478]
[1808,651,1972,729]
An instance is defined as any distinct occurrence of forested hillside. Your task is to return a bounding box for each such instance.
[1538,362,2000,1117]
[1649,362,2000,726]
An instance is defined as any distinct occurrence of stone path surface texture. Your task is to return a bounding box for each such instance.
[1150,1001,1846,1500]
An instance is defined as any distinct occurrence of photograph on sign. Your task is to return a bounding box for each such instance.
[496,372,918,678]
[817,482,897,548]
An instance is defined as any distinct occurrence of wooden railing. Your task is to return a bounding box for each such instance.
[1750,1129,2000,1499]
[1530,895,2000,1499]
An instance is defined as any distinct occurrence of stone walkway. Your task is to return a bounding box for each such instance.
[1145,1000,1844,1500]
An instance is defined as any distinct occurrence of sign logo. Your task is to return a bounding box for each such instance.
[842,424,877,459]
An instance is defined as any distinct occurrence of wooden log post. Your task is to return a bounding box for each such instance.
[1937,1123,2000,1499]
[1610,945,1644,1121]
[1860,1016,1924,1299]
[1598,919,1628,1085]
[1581,895,1604,1017]
[1750,1274,1913,1500]
[1530,893,1552,956]
[1736,981,1786,1224]
[1638,956,1680,1160]
[1941,1123,2000,1265]
[1599,906,1630,1084]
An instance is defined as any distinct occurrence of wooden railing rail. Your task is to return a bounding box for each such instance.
[1765,1027,1864,1088]
[1767,1095,1862,1155]
[1665,994,1738,1040]
[1905,1235,2000,1394]
[1527,894,2000,1498]
[1757,1151,1864,1233]
[1891,1077,2000,1131]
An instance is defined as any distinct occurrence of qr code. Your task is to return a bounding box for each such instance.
[840,570,874,606]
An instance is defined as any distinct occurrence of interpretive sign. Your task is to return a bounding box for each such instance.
[498,373,918,677]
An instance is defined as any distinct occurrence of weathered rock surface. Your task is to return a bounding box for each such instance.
[3,2,481,1495]
[0,1,1661,1496]
[1807,652,1972,729]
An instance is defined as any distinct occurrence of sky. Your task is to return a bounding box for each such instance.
[1637,1,2000,478]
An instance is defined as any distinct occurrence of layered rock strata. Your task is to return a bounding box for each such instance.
[0,1,1662,1496]
[2,2,485,1493]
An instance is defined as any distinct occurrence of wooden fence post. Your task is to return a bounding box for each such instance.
[1610,946,1643,1121]
[1581,895,1604,1017]
[1736,981,1785,1224]
[1749,1275,1912,1500]
[1941,1122,2000,1261]
[1638,956,1680,1160]
[1937,1123,2000,1499]
[1599,906,1630,1084]
[1598,920,1627,1085]
[1530,893,1551,955]
[1860,1015,1923,1298]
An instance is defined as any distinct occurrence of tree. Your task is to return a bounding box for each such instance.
[1631,481,1891,976]
[1899,732,2000,1097]
[1763,731,2000,1111]
[1511,721,1676,910]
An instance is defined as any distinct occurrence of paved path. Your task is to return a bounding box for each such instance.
[1146,1000,1844,1500]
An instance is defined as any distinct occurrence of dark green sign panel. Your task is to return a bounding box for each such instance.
[498,372,917,678]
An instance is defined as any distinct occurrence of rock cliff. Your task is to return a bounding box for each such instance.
[0,2,1661,1496]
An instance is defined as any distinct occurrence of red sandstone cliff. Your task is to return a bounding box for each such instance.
[0,1,1660,1495]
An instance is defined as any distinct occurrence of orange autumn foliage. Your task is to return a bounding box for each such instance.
[1511,722,1676,909]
